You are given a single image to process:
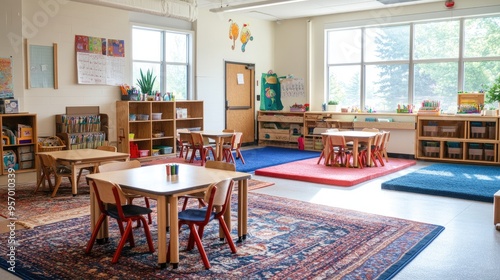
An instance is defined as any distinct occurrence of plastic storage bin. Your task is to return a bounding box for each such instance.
[152,113,162,120]
[153,145,173,154]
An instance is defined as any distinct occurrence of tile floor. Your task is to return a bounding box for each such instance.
[2,160,500,279]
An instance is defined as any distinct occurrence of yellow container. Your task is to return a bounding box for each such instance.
[129,133,135,140]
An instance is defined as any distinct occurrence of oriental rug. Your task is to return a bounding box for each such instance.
[0,192,443,280]
[255,157,416,187]
[0,178,273,231]
[381,163,500,202]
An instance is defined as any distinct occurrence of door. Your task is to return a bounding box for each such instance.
[225,61,255,145]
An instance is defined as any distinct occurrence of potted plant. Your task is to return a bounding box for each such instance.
[328,100,340,112]
[484,76,500,116]
[136,69,157,99]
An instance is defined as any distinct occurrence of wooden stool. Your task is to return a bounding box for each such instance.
[494,190,500,227]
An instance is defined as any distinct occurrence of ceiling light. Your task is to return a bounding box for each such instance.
[209,0,306,13]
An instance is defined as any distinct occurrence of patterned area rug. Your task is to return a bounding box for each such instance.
[0,192,444,279]
[0,178,273,231]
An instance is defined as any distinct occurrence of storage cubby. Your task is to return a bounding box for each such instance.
[116,100,203,160]
[257,111,304,148]
[1,113,37,174]
[416,115,499,164]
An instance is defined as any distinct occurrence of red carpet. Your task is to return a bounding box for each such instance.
[255,157,416,187]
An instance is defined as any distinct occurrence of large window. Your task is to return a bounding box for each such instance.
[132,26,192,100]
[326,15,500,112]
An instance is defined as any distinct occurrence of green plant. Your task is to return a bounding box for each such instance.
[486,75,500,105]
[328,100,339,105]
[136,69,157,95]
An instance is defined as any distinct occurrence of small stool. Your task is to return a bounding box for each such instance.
[494,190,500,227]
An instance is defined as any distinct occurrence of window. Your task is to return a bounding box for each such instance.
[132,26,192,100]
[326,15,500,111]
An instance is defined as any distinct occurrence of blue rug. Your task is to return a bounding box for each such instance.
[381,163,500,202]
[234,147,320,173]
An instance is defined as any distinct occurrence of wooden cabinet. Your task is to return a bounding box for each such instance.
[1,113,37,174]
[257,111,304,148]
[55,106,108,150]
[416,115,498,164]
[116,100,203,160]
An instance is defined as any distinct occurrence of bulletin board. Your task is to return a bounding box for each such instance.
[0,57,14,98]
[25,41,58,89]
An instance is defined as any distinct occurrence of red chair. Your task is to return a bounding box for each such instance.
[222,132,245,164]
[85,178,155,264]
[189,132,215,166]
[328,134,352,168]
[168,178,236,269]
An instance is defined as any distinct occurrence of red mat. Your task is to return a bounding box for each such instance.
[255,157,416,187]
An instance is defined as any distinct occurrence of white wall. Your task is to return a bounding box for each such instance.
[194,9,275,131]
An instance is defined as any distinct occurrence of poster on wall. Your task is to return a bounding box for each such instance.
[0,57,14,99]
[75,35,125,85]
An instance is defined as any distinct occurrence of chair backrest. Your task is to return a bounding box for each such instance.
[38,153,55,173]
[91,178,128,206]
[203,178,234,213]
[329,135,347,147]
[96,145,117,152]
[98,160,141,173]
[177,128,190,141]
[40,153,69,175]
[362,128,379,132]
[222,129,235,144]
[232,132,243,149]
[205,160,236,171]
[190,132,204,146]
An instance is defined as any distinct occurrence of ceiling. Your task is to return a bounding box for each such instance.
[198,0,444,21]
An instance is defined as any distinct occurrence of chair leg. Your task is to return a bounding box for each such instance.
[189,223,210,269]
[51,177,63,198]
[112,221,134,264]
[316,151,324,164]
[85,214,106,254]
[139,216,155,253]
[218,217,237,253]
[236,149,245,164]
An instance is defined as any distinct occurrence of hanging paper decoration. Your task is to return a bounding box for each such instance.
[229,19,240,50]
[260,72,284,111]
[240,24,253,52]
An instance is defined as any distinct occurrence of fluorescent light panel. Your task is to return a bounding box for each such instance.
[209,0,306,13]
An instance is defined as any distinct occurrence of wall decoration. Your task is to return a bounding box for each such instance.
[75,35,125,85]
[260,71,284,111]
[229,19,239,50]
[25,40,58,89]
[240,24,253,52]
[0,57,14,98]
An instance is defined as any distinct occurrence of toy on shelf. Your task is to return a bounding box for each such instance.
[457,92,484,114]
[418,100,440,115]
[396,104,414,113]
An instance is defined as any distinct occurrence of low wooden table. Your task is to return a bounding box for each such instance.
[38,149,130,196]
[321,131,378,167]
[178,130,235,161]
[86,163,251,269]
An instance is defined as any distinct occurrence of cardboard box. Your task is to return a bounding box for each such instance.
[0,99,18,114]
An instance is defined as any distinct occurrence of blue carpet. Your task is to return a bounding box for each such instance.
[235,147,321,173]
[381,163,500,202]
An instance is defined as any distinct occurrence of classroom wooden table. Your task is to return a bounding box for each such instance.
[38,149,130,195]
[178,130,235,161]
[86,163,252,269]
[321,131,378,167]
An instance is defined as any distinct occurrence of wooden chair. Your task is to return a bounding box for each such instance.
[317,129,338,164]
[38,153,73,198]
[85,178,155,264]
[76,145,118,183]
[177,128,191,158]
[181,161,236,211]
[359,132,385,167]
[381,130,390,163]
[328,134,352,168]
[222,132,245,164]
[35,153,54,193]
[189,132,215,166]
[168,178,236,269]
[97,160,152,225]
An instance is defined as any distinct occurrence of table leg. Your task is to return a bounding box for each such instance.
[157,196,168,268]
[366,138,373,167]
[352,139,359,167]
[90,181,108,242]
[237,179,248,242]
[71,163,78,196]
[168,195,179,268]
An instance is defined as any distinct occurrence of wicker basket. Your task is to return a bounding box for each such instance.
[38,136,66,152]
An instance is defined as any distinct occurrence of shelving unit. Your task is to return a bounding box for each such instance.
[55,106,108,150]
[116,100,203,160]
[1,113,37,174]
[416,115,498,164]
[257,111,304,148]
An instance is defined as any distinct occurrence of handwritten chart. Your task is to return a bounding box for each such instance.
[75,35,125,85]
